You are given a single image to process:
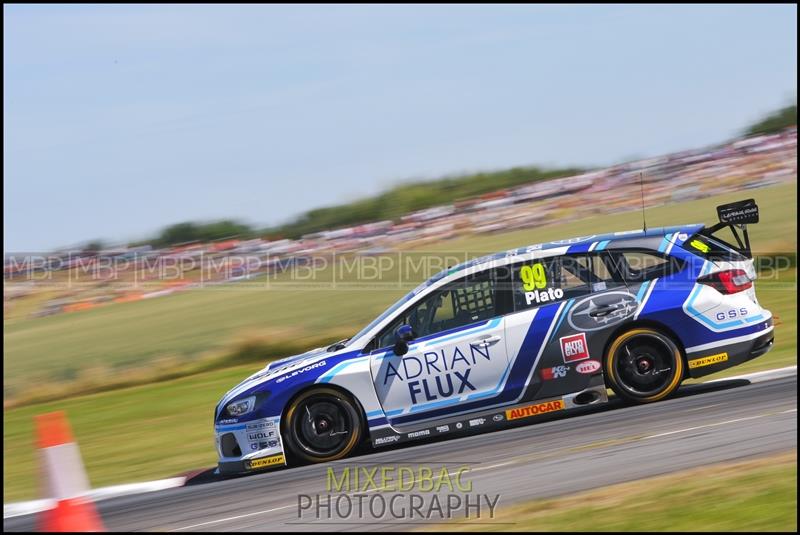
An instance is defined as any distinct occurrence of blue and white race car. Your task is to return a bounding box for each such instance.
[214,199,774,473]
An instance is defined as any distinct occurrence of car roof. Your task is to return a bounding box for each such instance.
[356,223,706,347]
[433,223,705,283]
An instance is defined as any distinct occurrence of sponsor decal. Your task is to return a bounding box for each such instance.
[689,239,710,253]
[247,431,276,441]
[492,414,504,422]
[455,422,463,429]
[524,287,565,306]
[374,435,400,445]
[506,400,565,421]
[568,291,638,332]
[407,429,431,439]
[560,333,590,363]
[381,343,494,405]
[575,359,601,374]
[715,308,749,321]
[613,230,642,236]
[435,425,450,433]
[275,360,327,383]
[688,352,729,369]
[677,233,689,242]
[469,418,486,427]
[718,199,758,224]
[592,281,607,292]
[518,262,566,305]
[551,235,595,245]
[218,418,238,425]
[541,365,570,380]
[246,419,278,432]
[246,422,268,431]
[248,454,285,469]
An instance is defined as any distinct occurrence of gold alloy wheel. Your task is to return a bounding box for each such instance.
[605,328,685,403]
[283,387,363,464]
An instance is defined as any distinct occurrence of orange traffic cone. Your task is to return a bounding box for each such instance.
[35,411,105,532]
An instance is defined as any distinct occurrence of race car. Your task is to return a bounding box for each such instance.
[214,199,774,473]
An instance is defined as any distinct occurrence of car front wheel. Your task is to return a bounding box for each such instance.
[283,387,363,464]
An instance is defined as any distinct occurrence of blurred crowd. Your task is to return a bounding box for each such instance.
[4,127,797,318]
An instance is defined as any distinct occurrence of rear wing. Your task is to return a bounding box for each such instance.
[701,199,759,258]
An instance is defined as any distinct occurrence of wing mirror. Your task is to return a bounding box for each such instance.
[393,324,415,356]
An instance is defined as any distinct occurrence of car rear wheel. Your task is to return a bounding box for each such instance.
[283,387,363,464]
[604,328,684,403]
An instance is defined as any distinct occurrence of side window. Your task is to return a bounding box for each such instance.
[371,269,498,350]
[591,253,628,291]
[512,255,593,310]
[609,251,684,283]
[557,256,593,298]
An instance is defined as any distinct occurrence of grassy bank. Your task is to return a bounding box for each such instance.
[3,321,796,503]
[4,183,797,405]
[433,451,797,531]
[3,183,797,501]
[3,364,259,502]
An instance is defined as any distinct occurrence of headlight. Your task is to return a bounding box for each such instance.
[226,395,256,417]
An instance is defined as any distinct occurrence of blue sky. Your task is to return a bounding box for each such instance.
[4,4,797,251]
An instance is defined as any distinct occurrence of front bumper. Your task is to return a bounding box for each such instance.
[215,416,287,474]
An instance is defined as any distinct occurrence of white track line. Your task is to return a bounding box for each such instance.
[3,477,186,519]
[169,463,517,531]
[166,409,794,531]
[704,365,796,384]
[168,505,295,532]
[4,365,796,520]
[641,413,778,440]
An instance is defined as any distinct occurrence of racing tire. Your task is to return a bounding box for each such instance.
[283,387,363,464]
[604,327,684,404]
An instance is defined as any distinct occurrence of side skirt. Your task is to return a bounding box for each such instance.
[369,380,608,448]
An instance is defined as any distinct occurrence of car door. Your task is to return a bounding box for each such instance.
[502,254,625,403]
[369,268,511,426]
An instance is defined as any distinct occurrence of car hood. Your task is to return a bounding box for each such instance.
[215,345,352,419]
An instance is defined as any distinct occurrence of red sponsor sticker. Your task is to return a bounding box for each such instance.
[505,400,565,421]
[540,365,569,380]
[575,359,601,374]
[560,333,589,363]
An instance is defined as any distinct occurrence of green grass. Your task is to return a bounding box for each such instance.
[4,183,796,403]
[416,182,797,255]
[432,451,797,531]
[2,265,796,502]
[2,182,797,502]
[3,364,260,502]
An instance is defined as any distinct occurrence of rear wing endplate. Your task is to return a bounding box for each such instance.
[702,199,759,258]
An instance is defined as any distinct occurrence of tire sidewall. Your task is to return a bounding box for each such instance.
[283,387,363,464]
[605,328,684,403]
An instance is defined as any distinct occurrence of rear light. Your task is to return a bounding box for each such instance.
[699,269,752,294]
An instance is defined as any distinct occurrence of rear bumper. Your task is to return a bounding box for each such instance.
[686,318,775,379]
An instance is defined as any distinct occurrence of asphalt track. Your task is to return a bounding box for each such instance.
[5,374,797,532]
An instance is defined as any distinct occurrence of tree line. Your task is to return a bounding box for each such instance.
[123,103,796,248]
